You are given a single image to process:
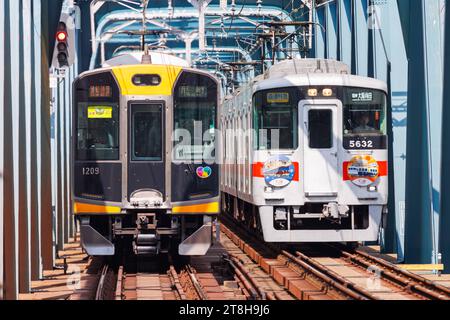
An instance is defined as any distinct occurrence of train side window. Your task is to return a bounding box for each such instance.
[308,109,332,149]
[131,104,163,161]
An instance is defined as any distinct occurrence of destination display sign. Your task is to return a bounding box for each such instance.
[267,92,290,104]
[351,91,374,102]
[89,85,112,98]
[179,86,208,98]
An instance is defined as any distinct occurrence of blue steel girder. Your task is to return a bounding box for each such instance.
[440,0,450,274]
[398,0,444,265]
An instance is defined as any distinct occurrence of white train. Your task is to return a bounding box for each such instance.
[220,59,388,244]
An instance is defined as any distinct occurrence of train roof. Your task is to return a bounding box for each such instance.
[254,59,387,93]
[254,72,388,93]
[102,52,190,68]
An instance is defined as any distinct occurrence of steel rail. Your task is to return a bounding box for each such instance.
[186,265,208,300]
[342,248,450,300]
[95,264,110,300]
[220,214,372,300]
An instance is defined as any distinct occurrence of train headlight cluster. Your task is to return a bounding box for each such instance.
[307,88,334,97]
[132,74,162,86]
[367,185,378,192]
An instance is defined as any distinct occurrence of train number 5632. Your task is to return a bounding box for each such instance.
[349,140,373,148]
[82,167,100,175]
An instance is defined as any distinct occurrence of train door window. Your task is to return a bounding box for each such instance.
[131,104,163,161]
[76,103,119,161]
[308,110,333,149]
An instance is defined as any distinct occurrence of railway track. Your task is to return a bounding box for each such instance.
[219,214,450,300]
[95,263,118,300]
[179,265,209,300]
[219,217,365,300]
[118,257,182,300]
[114,252,244,300]
[333,246,450,300]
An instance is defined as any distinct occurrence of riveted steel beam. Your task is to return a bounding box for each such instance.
[440,0,450,274]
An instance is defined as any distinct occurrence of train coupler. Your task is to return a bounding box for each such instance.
[133,233,159,255]
[133,213,160,256]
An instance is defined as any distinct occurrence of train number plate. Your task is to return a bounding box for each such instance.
[82,167,100,175]
[343,136,387,150]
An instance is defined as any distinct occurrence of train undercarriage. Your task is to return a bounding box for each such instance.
[221,192,386,244]
[78,212,214,257]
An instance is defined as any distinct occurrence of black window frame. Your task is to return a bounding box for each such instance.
[75,102,120,161]
[173,71,219,162]
[253,87,300,151]
[307,109,333,149]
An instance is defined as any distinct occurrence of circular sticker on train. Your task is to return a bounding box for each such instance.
[347,155,379,187]
[196,166,212,179]
[263,155,295,188]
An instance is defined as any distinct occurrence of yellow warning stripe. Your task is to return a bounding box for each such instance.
[172,202,220,214]
[74,202,122,215]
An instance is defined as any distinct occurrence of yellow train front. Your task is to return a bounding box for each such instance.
[72,55,220,257]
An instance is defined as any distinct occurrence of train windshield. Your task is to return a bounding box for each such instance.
[76,103,120,160]
[253,88,299,150]
[343,88,387,137]
[173,72,218,162]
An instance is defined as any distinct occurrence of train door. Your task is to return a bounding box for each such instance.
[128,102,165,201]
[301,102,339,197]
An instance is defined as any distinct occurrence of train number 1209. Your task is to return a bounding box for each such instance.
[82,167,100,175]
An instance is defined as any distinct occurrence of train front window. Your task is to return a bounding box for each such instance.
[342,88,387,149]
[173,72,217,162]
[76,104,119,161]
[343,88,387,136]
[253,88,299,150]
[131,104,163,161]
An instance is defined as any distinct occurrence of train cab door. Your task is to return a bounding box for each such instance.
[127,102,166,203]
[301,101,339,197]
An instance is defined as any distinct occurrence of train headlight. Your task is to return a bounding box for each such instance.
[367,185,378,192]
[308,89,318,97]
[322,88,333,97]
[264,186,274,193]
